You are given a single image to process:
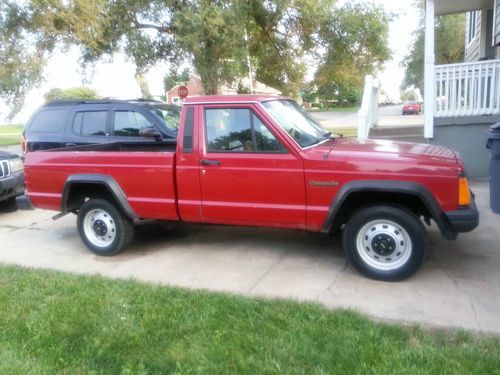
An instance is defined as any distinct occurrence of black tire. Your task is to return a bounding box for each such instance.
[342,206,428,281]
[77,199,134,256]
[0,197,17,212]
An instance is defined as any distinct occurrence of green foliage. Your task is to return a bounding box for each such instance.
[316,81,362,106]
[314,2,391,103]
[401,89,419,102]
[43,87,99,102]
[0,265,499,374]
[163,68,190,92]
[0,0,391,114]
[401,1,466,92]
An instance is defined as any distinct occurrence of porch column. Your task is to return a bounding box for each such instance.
[424,0,435,139]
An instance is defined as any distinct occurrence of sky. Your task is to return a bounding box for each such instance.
[1,0,420,124]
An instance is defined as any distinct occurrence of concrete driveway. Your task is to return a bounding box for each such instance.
[0,181,499,334]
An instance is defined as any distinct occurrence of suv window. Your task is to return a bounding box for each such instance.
[29,109,68,133]
[147,106,181,131]
[205,108,281,152]
[113,111,151,137]
[73,111,108,136]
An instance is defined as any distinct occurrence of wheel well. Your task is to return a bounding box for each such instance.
[331,191,432,233]
[65,183,122,214]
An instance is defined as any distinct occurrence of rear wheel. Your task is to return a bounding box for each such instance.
[77,199,134,256]
[343,206,428,281]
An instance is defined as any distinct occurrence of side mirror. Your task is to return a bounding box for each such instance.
[140,126,162,139]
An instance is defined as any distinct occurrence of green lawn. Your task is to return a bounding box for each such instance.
[0,124,23,146]
[325,106,359,112]
[309,106,359,113]
[0,265,498,374]
[329,127,357,138]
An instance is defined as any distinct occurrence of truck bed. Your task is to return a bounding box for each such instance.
[24,142,179,220]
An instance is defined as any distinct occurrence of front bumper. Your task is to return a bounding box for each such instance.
[0,171,25,202]
[443,196,479,234]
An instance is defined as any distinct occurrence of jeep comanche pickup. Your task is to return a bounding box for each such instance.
[17,95,479,281]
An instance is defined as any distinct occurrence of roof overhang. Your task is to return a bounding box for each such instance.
[435,0,493,16]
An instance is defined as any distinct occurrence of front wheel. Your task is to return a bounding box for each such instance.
[343,206,428,281]
[77,199,134,256]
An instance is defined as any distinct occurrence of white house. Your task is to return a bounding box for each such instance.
[422,0,500,177]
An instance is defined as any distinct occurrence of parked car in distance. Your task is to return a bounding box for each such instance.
[402,101,422,115]
[18,95,479,281]
[0,151,25,208]
[21,99,180,154]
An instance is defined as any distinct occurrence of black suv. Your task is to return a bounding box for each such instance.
[0,151,25,207]
[22,99,180,153]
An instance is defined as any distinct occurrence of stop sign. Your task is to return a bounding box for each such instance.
[177,85,188,99]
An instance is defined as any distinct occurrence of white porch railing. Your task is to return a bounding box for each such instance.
[357,75,379,140]
[435,59,500,117]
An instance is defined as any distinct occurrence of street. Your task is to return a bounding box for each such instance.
[310,104,424,128]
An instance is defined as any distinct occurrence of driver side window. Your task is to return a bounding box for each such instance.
[205,108,281,152]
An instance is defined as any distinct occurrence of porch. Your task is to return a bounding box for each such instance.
[357,0,500,177]
[435,60,500,117]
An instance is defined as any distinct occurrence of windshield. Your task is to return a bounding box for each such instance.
[146,105,181,132]
[262,100,332,147]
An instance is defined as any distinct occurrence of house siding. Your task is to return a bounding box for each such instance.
[495,0,500,46]
[465,11,482,62]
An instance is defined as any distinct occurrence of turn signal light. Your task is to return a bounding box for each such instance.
[458,176,471,207]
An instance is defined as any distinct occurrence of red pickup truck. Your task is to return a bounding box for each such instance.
[17,95,479,281]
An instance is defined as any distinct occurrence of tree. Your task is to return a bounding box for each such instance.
[44,87,99,102]
[0,0,391,117]
[300,2,390,105]
[163,68,190,93]
[401,2,465,92]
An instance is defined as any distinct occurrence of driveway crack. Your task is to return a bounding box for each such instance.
[315,260,349,302]
[246,248,289,294]
[443,270,482,331]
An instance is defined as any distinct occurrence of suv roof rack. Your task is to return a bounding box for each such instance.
[43,98,167,107]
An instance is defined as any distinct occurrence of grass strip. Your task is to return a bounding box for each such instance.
[0,125,23,146]
[0,265,498,374]
[328,127,358,138]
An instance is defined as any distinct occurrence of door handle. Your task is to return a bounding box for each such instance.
[65,143,77,147]
[201,159,221,166]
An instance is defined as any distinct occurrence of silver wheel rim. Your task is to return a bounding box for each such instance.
[83,208,117,248]
[355,219,412,271]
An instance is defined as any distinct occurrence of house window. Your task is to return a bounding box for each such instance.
[468,11,479,44]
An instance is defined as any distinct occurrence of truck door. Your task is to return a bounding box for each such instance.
[198,104,306,228]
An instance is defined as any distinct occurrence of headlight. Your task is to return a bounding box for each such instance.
[8,158,24,173]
